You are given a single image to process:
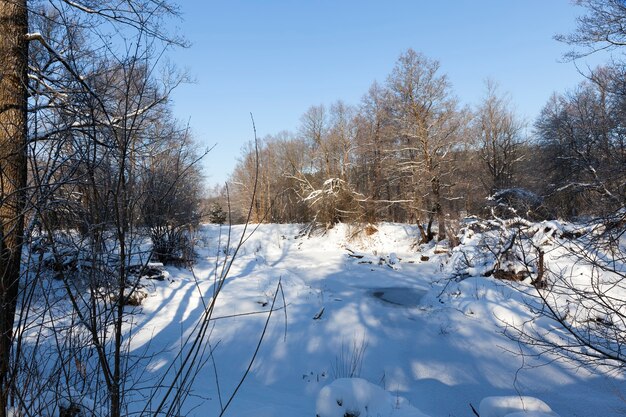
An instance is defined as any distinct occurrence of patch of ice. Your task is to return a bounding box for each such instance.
[371,287,426,307]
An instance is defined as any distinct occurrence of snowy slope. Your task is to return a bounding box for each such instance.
[126,222,625,417]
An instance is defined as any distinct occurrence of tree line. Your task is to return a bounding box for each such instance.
[226,49,625,240]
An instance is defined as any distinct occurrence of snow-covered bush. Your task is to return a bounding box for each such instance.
[301,178,364,228]
[486,188,550,221]
[316,378,429,417]
[446,218,538,282]
[447,212,626,377]
[479,396,560,417]
[506,210,626,371]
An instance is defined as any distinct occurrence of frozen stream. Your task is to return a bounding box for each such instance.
[370,287,426,307]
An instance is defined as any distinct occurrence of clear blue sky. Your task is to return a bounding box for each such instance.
[167,0,607,188]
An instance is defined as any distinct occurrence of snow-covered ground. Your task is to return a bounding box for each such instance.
[126,222,624,416]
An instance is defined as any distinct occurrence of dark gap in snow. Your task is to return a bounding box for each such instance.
[370,287,426,307]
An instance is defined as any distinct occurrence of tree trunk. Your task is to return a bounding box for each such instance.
[417,221,428,244]
[431,177,446,241]
[0,1,28,415]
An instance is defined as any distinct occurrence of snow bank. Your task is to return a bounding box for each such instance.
[479,396,560,417]
[316,378,429,417]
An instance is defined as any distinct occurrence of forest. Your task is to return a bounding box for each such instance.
[0,0,625,416]
[225,50,625,237]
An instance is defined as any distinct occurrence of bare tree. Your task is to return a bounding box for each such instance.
[498,213,626,375]
[503,0,626,376]
[140,118,205,265]
[556,0,626,59]
[353,81,396,222]
[33,55,182,417]
[299,105,329,177]
[387,49,466,242]
[1,1,187,416]
[229,132,311,224]
[473,80,525,195]
[535,67,625,218]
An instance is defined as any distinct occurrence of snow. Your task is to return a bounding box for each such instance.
[23,222,626,416]
[479,396,560,417]
[503,413,560,417]
[133,223,626,416]
[316,378,429,417]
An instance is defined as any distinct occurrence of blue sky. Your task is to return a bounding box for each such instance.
[167,1,607,188]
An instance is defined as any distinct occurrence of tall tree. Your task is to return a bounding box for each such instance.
[473,80,525,195]
[0,2,28,416]
[353,81,395,221]
[535,67,625,217]
[387,49,465,242]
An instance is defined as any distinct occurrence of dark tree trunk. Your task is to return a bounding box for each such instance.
[0,1,28,415]
[432,177,446,241]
